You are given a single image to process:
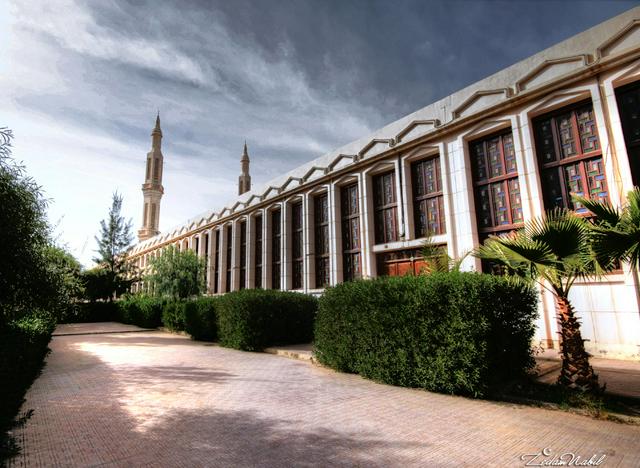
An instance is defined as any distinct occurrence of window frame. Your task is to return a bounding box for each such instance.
[213,230,220,294]
[470,129,523,237]
[411,156,445,238]
[225,225,232,292]
[340,183,361,282]
[372,170,399,244]
[239,220,247,290]
[271,209,281,290]
[533,99,606,212]
[291,201,304,290]
[314,193,330,288]
[254,215,263,289]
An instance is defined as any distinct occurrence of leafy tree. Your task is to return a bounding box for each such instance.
[41,245,84,321]
[473,209,606,393]
[94,192,135,300]
[81,267,112,302]
[0,127,52,323]
[146,245,205,299]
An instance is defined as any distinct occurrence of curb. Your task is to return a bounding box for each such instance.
[264,347,316,364]
[53,328,156,336]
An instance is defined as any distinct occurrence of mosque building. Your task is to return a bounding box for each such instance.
[129,7,640,359]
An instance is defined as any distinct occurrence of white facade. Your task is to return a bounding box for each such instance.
[129,8,640,360]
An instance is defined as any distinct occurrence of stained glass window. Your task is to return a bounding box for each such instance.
[203,233,209,281]
[341,183,361,282]
[470,130,523,237]
[412,156,445,237]
[373,171,398,243]
[533,101,607,211]
[239,221,247,290]
[213,230,220,294]
[255,215,263,289]
[292,202,303,289]
[315,194,330,288]
[271,209,281,290]
[225,225,232,292]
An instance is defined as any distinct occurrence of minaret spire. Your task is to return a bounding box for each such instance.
[238,141,251,195]
[139,113,165,242]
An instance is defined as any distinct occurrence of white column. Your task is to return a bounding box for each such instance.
[262,208,270,289]
[601,75,636,197]
[395,157,410,241]
[328,182,341,285]
[247,214,255,289]
[438,142,457,260]
[360,172,376,278]
[401,158,415,241]
[512,114,539,222]
[303,192,313,292]
[448,137,479,271]
[280,201,288,290]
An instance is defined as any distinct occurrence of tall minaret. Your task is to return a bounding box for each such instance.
[238,141,251,195]
[138,113,165,242]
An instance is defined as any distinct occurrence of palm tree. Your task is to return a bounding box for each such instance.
[474,209,605,393]
[420,231,469,274]
[574,188,640,272]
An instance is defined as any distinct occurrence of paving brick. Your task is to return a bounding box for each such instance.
[9,329,640,467]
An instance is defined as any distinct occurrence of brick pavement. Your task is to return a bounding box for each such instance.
[9,329,640,467]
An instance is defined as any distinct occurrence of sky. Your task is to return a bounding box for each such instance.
[1,0,637,267]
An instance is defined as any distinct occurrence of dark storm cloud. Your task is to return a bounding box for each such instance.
[15,0,638,179]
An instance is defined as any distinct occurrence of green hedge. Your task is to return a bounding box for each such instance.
[162,301,187,332]
[117,295,164,329]
[184,297,219,341]
[217,289,317,351]
[0,314,56,456]
[314,272,537,397]
[60,301,117,323]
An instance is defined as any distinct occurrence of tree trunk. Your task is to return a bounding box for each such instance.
[555,295,601,393]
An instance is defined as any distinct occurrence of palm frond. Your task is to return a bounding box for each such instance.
[474,235,548,277]
[450,250,471,272]
[624,188,640,227]
[526,209,590,261]
[573,195,620,227]
[421,235,450,273]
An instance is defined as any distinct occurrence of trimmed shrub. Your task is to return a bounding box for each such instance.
[162,300,187,332]
[117,295,164,329]
[314,272,537,397]
[61,301,117,323]
[217,289,317,351]
[184,297,219,342]
[0,313,55,456]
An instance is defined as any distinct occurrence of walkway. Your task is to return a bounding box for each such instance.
[9,324,640,467]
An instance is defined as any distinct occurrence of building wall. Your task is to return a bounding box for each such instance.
[129,8,640,359]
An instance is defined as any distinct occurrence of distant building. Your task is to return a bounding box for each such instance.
[129,7,640,359]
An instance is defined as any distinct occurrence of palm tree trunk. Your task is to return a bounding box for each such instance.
[555,295,601,393]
